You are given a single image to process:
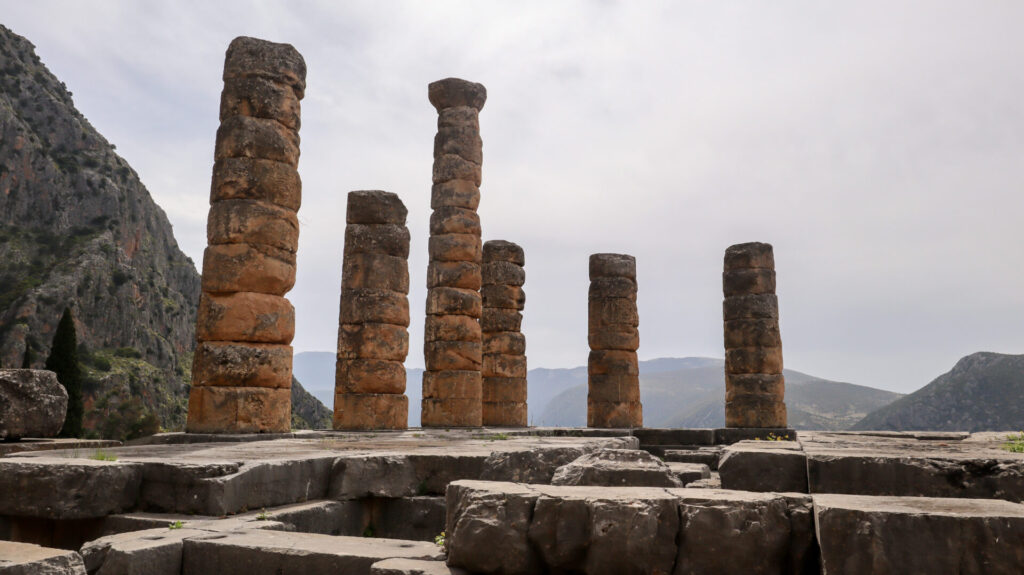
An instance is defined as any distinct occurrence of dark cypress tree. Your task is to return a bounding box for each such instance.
[46,307,83,438]
[21,339,34,369]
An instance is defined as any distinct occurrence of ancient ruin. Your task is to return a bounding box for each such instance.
[421,78,487,427]
[481,240,527,426]
[334,191,411,430]
[186,37,305,434]
[587,253,643,428]
[722,242,787,428]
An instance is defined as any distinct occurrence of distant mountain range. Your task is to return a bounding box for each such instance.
[852,352,1024,432]
[296,353,902,430]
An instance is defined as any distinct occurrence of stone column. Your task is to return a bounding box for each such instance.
[587,254,642,428]
[722,242,787,427]
[334,191,410,430]
[421,78,487,428]
[186,37,305,434]
[481,241,527,426]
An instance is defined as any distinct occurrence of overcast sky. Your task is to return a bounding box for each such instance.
[5,1,1024,393]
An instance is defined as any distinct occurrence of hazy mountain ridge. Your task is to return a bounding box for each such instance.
[0,25,326,433]
[852,352,1024,432]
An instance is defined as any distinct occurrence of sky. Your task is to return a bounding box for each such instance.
[4,1,1024,393]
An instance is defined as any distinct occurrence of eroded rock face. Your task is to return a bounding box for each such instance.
[0,369,68,439]
[587,254,642,428]
[550,448,683,487]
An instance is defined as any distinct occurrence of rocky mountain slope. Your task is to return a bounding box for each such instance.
[0,25,327,435]
[852,352,1024,432]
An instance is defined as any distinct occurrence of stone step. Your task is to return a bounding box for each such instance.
[0,540,86,574]
[662,447,723,470]
[666,462,711,485]
[370,558,469,575]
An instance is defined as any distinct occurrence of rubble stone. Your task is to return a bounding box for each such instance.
[0,369,67,439]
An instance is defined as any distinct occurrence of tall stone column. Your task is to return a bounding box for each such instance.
[587,254,642,428]
[722,242,787,428]
[481,240,527,427]
[421,78,487,428]
[186,37,305,434]
[334,191,410,430]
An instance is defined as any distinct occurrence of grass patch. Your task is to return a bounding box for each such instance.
[1003,432,1024,453]
[89,449,117,461]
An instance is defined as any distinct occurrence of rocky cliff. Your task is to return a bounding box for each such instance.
[0,25,328,435]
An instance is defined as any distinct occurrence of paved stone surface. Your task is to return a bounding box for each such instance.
[0,540,86,574]
[814,493,1024,575]
[0,369,68,440]
[445,480,815,575]
[0,438,121,457]
[370,558,468,575]
[551,448,682,487]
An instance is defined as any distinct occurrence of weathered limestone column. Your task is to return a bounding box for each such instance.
[334,191,410,430]
[186,37,305,433]
[421,78,487,427]
[723,242,787,427]
[481,241,527,426]
[587,254,642,428]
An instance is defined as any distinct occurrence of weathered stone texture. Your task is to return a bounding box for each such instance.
[723,242,787,428]
[423,78,486,428]
[187,36,304,433]
[0,369,68,439]
[550,449,683,487]
[480,241,527,426]
[336,191,410,430]
[587,253,642,428]
[0,541,87,575]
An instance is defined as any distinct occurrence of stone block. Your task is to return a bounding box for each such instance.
[725,373,785,399]
[588,297,639,327]
[201,243,296,295]
[587,400,642,428]
[428,234,482,263]
[185,386,291,433]
[430,181,480,210]
[481,284,525,310]
[667,462,712,485]
[587,325,640,351]
[432,154,481,186]
[724,318,782,348]
[425,287,482,317]
[481,401,527,427]
[424,314,481,343]
[424,341,482,371]
[211,157,301,211]
[588,253,636,280]
[814,494,1024,575]
[587,349,639,376]
[437,106,480,131]
[196,292,294,344]
[81,527,207,575]
[181,530,442,574]
[434,127,483,164]
[723,293,779,321]
[631,428,716,446]
[341,252,410,293]
[588,276,637,300]
[725,396,788,428]
[371,558,469,575]
[220,76,301,130]
[719,441,808,493]
[339,289,410,326]
[0,541,86,575]
[0,369,67,439]
[215,115,299,166]
[481,261,525,286]
[333,393,408,430]
[551,448,682,488]
[337,323,409,361]
[482,331,526,355]
[344,224,411,258]
[663,448,722,470]
[429,207,480,236]
[586,374,641,403]
[482,240,525,266]
[0,457,142,519]
[207,199,298,253]
[480,309,522,332]
[429,78,487,111]
[724,241,774,270]
[336,358,406,394]
[192,342,292,388]
[426,261,481,290]
[481,378,527,402]
[723,268,776,297]
[421,398,482,427]
[482,353,527,379]
[713,427,796,444]
[725,345,783,374]
[422,371,482,400]
[347,190,408,225]
[223,36,306,98]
